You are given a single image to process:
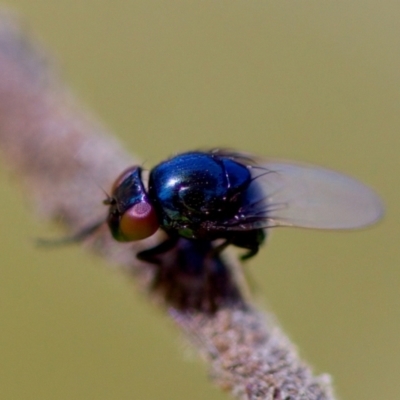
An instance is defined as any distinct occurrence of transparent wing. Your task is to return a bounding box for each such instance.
[226,160,383,230]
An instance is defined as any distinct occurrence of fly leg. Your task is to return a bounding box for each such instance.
[209,240,230,257]
[36,219,105,246]
[136,235,179,264]
[210,237,259,260]
[240,245,259,261]
[229,228,266,261]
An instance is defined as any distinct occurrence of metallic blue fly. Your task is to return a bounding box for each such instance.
[104,149,383,263]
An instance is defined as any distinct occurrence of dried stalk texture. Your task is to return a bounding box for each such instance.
[0,12,336,400]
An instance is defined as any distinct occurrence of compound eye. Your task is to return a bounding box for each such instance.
[119,200,159,241]
[111,166,140,194]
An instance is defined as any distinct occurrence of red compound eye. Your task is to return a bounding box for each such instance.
[119,201,159,241]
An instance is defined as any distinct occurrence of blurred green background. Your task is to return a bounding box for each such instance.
[0,1,398,399]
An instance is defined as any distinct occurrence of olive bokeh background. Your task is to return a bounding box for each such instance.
[0,1,398,399]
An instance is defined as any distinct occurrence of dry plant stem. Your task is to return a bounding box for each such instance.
[0,12,336,400]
